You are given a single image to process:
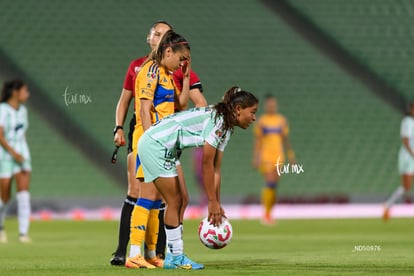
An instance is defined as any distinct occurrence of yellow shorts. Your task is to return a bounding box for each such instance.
[132,126,145,179]
[259,154,285,174]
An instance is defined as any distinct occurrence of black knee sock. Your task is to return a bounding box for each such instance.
[156,203,166,257]
[114,195,137,256]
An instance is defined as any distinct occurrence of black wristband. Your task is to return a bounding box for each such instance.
[113,125,123,136]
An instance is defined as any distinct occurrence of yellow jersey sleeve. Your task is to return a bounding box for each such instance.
[136,61,159,101]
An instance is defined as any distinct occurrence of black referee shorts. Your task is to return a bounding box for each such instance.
[127,114,136,153]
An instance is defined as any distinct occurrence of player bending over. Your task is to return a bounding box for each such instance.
[383,101,414,221]
[137,86,258,269]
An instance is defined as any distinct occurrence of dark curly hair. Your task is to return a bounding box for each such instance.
[1,79,26,102]
[214,86,258,133]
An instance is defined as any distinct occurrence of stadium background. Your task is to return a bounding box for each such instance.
[0,0,412,211]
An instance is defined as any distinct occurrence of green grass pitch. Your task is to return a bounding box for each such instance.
[0,218,413,275]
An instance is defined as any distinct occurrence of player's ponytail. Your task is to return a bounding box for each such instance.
[1,79,25,103]
[214,86,259,133]
[148,30,190,65]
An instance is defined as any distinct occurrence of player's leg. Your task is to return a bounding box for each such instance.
[384,174,412,221]
[153,176,203,270]
[0,176,12,243]
[261,163,279,225]
[384,151,414,221]
[402,175,412,203]
[156,202,167,259]
[126,178,162,269]
[15,170,31,243]
[176,163,189,224]
[111,152,139,265]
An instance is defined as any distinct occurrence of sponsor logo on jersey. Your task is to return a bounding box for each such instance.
[141,89,153,98]
[147,71,157,81]
[15,124,24,132]
[134,66,142,74]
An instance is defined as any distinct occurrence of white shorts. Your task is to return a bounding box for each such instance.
[0,158,32,178]
[138,133,178,183]
[398,148,414,175]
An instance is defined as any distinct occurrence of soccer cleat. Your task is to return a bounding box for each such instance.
[163,253,204,270]
[125,255,156,269]
[110,253,125,266]
[145,256,164,268]
[0,230,7,243]
[261,214,275,226]
[19,235,32,243]
[383,206,390,222]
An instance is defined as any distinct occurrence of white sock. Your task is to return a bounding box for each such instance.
[386,186,404,208]
[0,199,10,230]
[144,242,156,259]
[144,248,156,259]
[166,226,183,256]
[16,191,31,235]
[129,245,141,258]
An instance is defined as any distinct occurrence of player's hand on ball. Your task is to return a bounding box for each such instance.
[208,200,222,227]
[114,130,125,147]
[220,206,227,218]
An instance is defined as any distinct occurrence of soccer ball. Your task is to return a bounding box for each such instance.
[198,217,233,249]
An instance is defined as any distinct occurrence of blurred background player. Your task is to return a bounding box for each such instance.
[0,80,32,243]
[383,101,414,221]
[125,30,194,269]
[252,95,295,225]
[111,21,205,265]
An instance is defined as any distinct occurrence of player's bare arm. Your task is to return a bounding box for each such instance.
[114,88,133,146]
[203,142,222,226]
[282,133,296,164]
[252,130,262,169]
[140,98,153,131]
[0,127,24,163]
[213,147,226,218]
[190,88,207,107]
[402,137,414,157]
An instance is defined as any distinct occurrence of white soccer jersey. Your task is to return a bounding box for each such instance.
[400,116,414,152]
[147,106,231,152]
[0,103,30,161]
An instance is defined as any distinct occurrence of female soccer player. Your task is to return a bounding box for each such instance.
[137,86,258,269]
[252,95,295,225]
[383,101,414,221]
[111,21,206,265]
[125,29,193,269]
[0,80,32,243]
